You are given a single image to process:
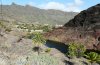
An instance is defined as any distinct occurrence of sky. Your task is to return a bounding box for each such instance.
[1,0,100,12]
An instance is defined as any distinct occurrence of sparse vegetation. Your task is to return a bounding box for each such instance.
[42,25,52,32]
[0,21,6,28]
[0,21,13,32]
[17,23,52,33]
[0,3,99,65]
[25,54,63,65]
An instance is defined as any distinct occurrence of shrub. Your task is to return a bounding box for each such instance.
[45,48,51,53]
[32,32,46,45]
[85,52,100,63]
[42,25,52,32]
[5,28,12,32]
[0,21,6,28]
[67,42,86,58]
[32,32,46,55]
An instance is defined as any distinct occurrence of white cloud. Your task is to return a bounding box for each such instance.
[39,2,67,11]
[30,0,84,12]
[75,0,83,5]
[28,2,34,6]
[28,2,36,6]
[66,0,84,12]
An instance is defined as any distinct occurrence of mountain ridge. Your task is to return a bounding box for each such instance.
[0,3,78,25]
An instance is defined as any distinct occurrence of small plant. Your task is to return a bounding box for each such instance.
[0,21,6,28]
[5,28,12,32]
[67,42,86,58]
[85,52,100,63]
[45,48,51,53]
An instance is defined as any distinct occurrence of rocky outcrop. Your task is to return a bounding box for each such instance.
[64,4,100,28]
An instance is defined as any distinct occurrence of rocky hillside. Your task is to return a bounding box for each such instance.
[0,3,100,65]
[64,4,100,30]
[0,21,92,65]
[45,4,100,51]
[0,29,94,65]
[0,3,77,25]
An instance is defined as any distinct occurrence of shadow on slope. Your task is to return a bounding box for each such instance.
[45,40,68,53]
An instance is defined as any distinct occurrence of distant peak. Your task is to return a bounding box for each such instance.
[25,4,31,7]
[11,2,17,5]
[96,3,100,6]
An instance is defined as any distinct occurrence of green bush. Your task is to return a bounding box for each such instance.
[26,32,46,45]
[85,52,100,63]
[67,42,86,58]
[32,32,46,45]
